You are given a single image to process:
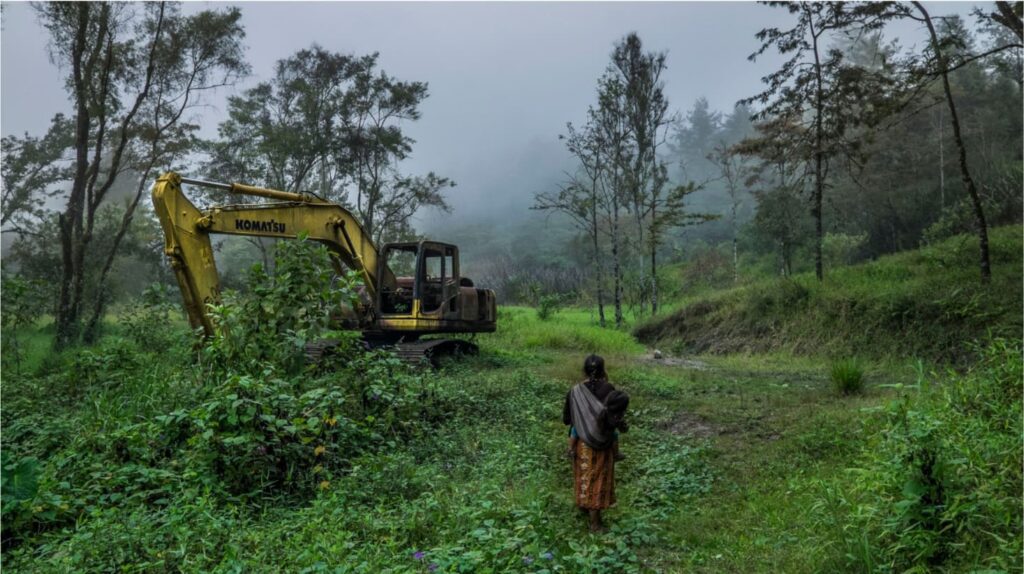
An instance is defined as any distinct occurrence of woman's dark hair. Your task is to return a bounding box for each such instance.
[583,354,607,382]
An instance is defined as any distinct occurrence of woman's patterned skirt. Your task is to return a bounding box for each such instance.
[574,441,616,510]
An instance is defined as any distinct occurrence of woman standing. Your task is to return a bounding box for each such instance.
[562,354,622,532]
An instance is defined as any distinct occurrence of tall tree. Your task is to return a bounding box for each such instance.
[708,141,752,283]
[745,1,889,281]
[35,2,248,348]
[208,47,452,245]
[207,47,358,194]
[592,70,632,327]
[610,32,676,315]
[886,2,1023,282]
[83,6,248,342]
[534,117,608,326]
[673,97,721,182]
[345,60,453,244]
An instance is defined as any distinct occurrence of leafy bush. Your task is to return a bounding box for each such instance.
[203,235,363,376]
[160,373,360,499]
[1,454,40,547]
[830,358,864,396]
[119,283,187,353]
[922,196,1002,245]
[822,232,867,267]
[1,273,49,374]
[536,293,566,321]
[815,339,1023,572]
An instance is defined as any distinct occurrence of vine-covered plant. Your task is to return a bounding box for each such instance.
[203,235,363,376]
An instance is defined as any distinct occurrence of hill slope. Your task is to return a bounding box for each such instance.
[635,226,1023,361]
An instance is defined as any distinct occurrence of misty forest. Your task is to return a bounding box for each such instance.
[1,1,1022,572]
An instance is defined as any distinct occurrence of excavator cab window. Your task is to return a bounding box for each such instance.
[379,241,459,316]
[444,247,458,312]
[420,247,445,313]
[380,245,417,314]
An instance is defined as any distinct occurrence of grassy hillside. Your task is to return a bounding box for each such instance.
[635,226,1023,362]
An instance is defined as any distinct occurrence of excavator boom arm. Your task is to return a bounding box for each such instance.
[152,172,389,335]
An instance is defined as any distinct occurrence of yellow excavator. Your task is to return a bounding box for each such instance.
[151,172,496,364]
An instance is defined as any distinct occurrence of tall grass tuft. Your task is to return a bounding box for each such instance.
[830,358,864,395]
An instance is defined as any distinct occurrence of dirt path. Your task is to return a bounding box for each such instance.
[641,350,711,370]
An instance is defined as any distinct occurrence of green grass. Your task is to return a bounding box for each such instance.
[477,306,646,359]
[4,327,1020,573]
[635,226,1023,362]
[829,358,865,396]
[2,234,1020,572]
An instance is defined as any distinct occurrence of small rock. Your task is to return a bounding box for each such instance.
[653,349,663,360]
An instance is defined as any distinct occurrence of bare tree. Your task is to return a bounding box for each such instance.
[708,141,752,283]
[534,116,608,326]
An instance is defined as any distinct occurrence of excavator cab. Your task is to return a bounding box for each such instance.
[378,241,486,326]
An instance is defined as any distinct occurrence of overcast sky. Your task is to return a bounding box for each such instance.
[0,1,980,228]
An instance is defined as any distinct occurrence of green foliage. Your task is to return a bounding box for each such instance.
[0,114,72,229]
[813,339,1023,572]
[204,236,362,375]
[822,232,867,267]
[536,292,567,321]
[1,273,49,374]
[207,45,451,244]
[119,283,187,353]
[159,354,434,502]
[829,358,865,396]
[1,454,41,543]
[1,227,1017,572]
[922,195,1003,245]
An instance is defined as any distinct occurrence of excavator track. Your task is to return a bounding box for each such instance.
[305,338,478,368]
[390,339,479,367]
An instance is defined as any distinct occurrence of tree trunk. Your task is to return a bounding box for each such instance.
[650,241,658,316]
[591,214,606,328]
[83,170,153,343]
[938,106,945,210]
[649,200,659,316]
[914,1,991,283]
[54,4,94,350]
[810,10,825,282]
[732,202,739,283]
[612,200,623,328]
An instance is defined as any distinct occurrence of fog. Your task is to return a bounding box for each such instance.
[1,1,979,236]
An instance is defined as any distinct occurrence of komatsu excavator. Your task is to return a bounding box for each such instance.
[152,172,496,364]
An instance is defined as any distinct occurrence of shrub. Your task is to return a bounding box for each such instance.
[822,232,867,267]
[160,373,361,499]
[1,273,49,375]
[830,358,865,396]
[203,235,363,376]
[815,339,1023,571]
[119,283,187,353]
[536,293,566,321]
[0,454,40,548]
